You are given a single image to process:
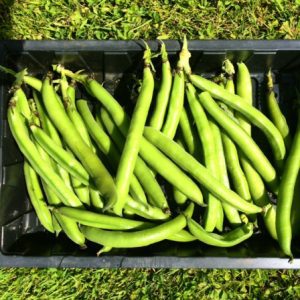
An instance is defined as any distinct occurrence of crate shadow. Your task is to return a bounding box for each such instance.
[0,0,15,40]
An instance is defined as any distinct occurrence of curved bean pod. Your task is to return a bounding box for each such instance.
[30,125,90,185]
[188,74,286,166]
[124,195,170,220]
[186,82,223,232]
[41,75,117,210]
[76,100,147,205]
[24,161,54,233]
[99,107,169,210]
[0,66,43,91]
[143,126,262,214]
[8,98,82,207]
[61,79,94,206]
[113,46,155,215]
[139,138,204,207]
[173,138,188,205]
[276,109,300,258]
[221,76,251,203]
[187,218,253,247]
[210,117,241,227]
[197,91,278,192]
[33,90,79,198]
[291,174,300,237]
[179,107,198,157]
[234,64,270,207]
[162,62,185,138]
[149,42,172,130]
[236,62,252,135]
[53,212,86,248]
[266,70,291,151]
[61,66,201,207]
[89,188,104,210]
[55,206,152,230]
[81,203,193,249]
[263,204,278,240]
[167,230,197,242]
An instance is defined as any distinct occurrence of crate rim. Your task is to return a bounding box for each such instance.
[1,40,300,52]
[0,253,299,269]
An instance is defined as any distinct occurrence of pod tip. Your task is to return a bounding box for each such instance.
[222,59,235,76]
[178,35,191,74]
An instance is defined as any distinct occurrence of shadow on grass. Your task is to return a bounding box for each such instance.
[0,0,14,40]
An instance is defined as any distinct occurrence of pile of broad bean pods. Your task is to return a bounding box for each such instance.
[3,38,300,259]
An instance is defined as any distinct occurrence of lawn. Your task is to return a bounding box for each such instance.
[0,0,300,299]
[0,0,299,40]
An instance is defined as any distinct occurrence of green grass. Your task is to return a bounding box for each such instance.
[1,268,300,299]
[0,0,299,40]
[0,0,300,299]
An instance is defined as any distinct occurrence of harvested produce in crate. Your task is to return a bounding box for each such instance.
[2,39,299,261]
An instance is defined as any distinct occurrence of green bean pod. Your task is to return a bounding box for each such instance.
[57,66,201,207]
[81,203,193,249]
[197,91,278,192]
[167,230,197,242]
[8,98,82,207]
[222,132,251,198]
[86,77,128,134]
[89,188,104,210]
[263,204,278,240]
[291,173,300,238]
[53,212,86,248]
[124,196,170,220]
[173,138,188,205]
[61,77,93,149]
[276,109,300,258]
[210,117,242,227]
[173,188,188,205]
[187,218,253,247]
[266,70,291,151]
[35,141,62,206]
[0,66,43,92]
[186,82,223,232]
[29,136,62,234]
[113,46,155,215]
[234,63,270,207]
[28,95,63,207]
[221,77,251,203]
[70,175,90,206]
[24,161,54,233]
[143,127,262,214]
[236,62,252,135]
[30,125,90,185]
[99,107,169,210]
[58,79,92,205]
[149,42,172,130]
[76,100,148,205]
[41,74,117,210]
[162,50,185,139]
[139,138,204,207]
[33,90,75,195]
[235,65,274,236]
[76,100,124,165]
[55,206,152,230]
[179,107,198,157]
[187,73,286,167]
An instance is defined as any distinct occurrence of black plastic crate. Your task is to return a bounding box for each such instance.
[1,40,300,268]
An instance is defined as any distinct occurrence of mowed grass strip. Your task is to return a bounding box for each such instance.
[1,268,300,299]
[0,0,299,40]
